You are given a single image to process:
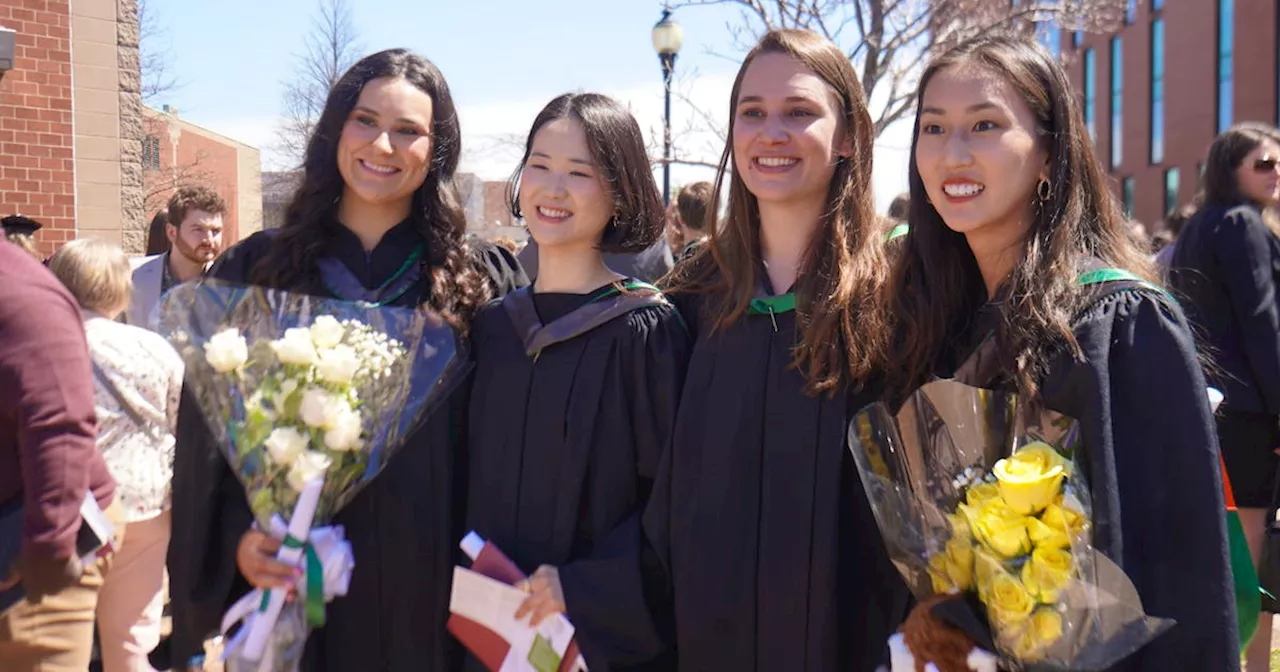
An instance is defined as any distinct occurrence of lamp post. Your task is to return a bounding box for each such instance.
[651,7,683,205]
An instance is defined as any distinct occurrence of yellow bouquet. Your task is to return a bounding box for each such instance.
[849,380,1171,669]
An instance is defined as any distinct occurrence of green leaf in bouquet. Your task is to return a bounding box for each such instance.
[243,406,273,457]
[249,486,276,523]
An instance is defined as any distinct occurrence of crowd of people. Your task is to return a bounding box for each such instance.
[1,26,1279,672]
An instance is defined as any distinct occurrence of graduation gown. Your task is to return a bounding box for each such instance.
[951,281,1239,671]
[163,221,528,672]
[465,282,690,671]
[644,290,911,672]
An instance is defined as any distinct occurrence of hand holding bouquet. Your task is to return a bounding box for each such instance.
[158,280,468,671]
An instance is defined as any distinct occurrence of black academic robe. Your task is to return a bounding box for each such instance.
[644,291,911,672]
[465,284,690,671]
[952,283,1239,671]
[163,222,528,672]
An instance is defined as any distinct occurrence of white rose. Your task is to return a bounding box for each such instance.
[287,450,332,492]
[298,387,351,430]
[310,315,345,350]
[204,328,248,373]
[271,328,318,366]
[324,407,363,452]
[264,427,310,466]
[315,345,361,385]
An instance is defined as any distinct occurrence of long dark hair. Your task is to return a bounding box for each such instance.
[251,48,491,329]
[506,93,665,253]
[665,29,888,396]
[886,36,1155,398]
[145,208,170,255]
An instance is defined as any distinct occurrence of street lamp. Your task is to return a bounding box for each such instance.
[652,7,683,205]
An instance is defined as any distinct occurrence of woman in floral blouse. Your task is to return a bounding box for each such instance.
[48,238,184,672]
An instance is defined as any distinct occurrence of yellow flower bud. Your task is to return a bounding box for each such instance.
[1020,546,1074,603]
[972,500,1032,559]
[928,553,959,594]
[1041,499,1087,538]
[993,443,1069,515]
[1027,516,1071,549]
[945,538,975,591]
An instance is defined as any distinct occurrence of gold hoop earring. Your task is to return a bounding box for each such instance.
[1037,177,1052,202]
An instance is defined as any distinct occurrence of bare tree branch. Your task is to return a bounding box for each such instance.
[274,0,362,167]
[137,0,180,104]
[675,0,1125,146]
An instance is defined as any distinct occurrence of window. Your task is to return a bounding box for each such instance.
[1218,0,1233,133]
[141,135,160,171]
[1111,37,1123,169]
[1072,29,1083,49]
[1122,177,1135,217]
[1036,22,1061,57]
[1152,0,1163,9]
[1150,18,1165,164]
[1164,168,1180,215]
[1126,0,1137,24]
[1084,48,1096,140]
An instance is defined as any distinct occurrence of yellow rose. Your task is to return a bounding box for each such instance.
[1007,607,1065,661]
[928,553,959,594]
[966,482,1001,507]
[993,442,1069,515]
[948,512,972,542]
[985,570,1036,631]
[973,546,1004,596]
[1020,546,1073,603]
[945,538,975,590]
[972,500,1032,559]
[1026,516,1070,549]
[1041,499,1087,539]
[928,539,976,594]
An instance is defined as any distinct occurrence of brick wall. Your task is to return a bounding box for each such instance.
[0,0,75,256]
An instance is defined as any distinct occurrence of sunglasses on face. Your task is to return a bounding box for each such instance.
[1252,156,1279,173]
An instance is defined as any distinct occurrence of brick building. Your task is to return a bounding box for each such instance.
[1058,0,1280,228]
[0,0,260,258]
[0,0,144,257]
[142,106,262,244]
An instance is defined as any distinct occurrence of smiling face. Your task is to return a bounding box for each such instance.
[518,116,615,252]
[731,52,852,210]
[914,64,1048,245]
[336,76,435,212]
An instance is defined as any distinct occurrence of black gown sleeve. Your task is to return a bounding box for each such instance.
[558,306,691,669]
[1213,207,1280,414]
[1043,288,1238,671]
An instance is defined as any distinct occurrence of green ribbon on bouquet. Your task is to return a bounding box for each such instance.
[258,534,327,628]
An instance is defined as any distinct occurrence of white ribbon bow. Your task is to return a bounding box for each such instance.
[218,515,355,671]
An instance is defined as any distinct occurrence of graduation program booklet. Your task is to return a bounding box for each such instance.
[450,567,583,672]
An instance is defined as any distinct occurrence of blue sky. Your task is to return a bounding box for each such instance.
[144,0,911,208]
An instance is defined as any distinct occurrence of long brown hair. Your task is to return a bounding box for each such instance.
[886,36,1156,398]
[250,49,492,331]
[665,29,888,396]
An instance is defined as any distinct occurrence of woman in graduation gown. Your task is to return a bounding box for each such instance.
[160,49,527,671]
[642,29,911,671]
[465,93,690,671]
[881,37,1237,669]
[1167,124,1280,671]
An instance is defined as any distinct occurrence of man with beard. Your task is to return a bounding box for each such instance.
[126,187,226,328]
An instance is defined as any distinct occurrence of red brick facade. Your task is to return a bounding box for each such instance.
[143,111,248,243]
[1062,1,1280,228]
[0,0,75,252]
